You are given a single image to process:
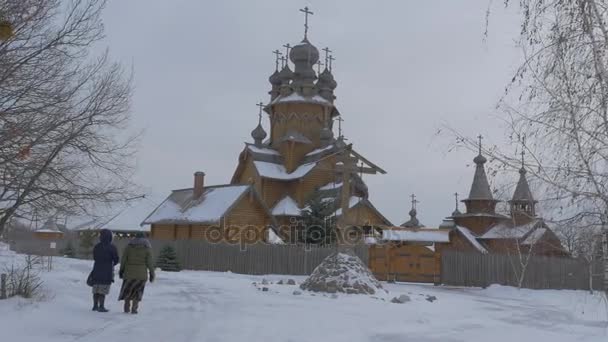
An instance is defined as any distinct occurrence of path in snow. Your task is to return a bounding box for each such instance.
[1,247,607,342]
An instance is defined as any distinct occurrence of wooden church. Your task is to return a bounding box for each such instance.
[434,140,567,257]
[143,11,392,243]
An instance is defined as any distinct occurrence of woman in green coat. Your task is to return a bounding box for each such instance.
[118,233,155,314]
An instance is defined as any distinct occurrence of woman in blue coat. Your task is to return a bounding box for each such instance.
[89,229,119,312]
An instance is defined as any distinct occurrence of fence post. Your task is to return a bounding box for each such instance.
[1,273,7,299]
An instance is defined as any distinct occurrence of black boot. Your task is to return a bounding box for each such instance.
[131,300,139,314]
[123,300,131,313]
[97,295,109,312]
[92,294,99,311]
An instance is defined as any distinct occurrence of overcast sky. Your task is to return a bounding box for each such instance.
[98,0,525,228]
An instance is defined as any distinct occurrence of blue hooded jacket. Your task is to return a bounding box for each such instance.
[90,229,119,285]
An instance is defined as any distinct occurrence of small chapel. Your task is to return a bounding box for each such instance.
[143,8,391,243]
[433,138,567,257]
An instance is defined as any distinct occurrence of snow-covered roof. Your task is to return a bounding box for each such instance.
[306,144,335,157]
[254,161,316,181]
[382,228,450,243]
[522,228,546,245]
[38,219,60,232]
[364,236,378,244]
[480,219,541,239]
[267,228,285,244]
[247,145,280,155]
[271,196,301,216]
[278,131,312,144]
[142,185,250,225]
[35,229,63,234]
[271,92,331,106]
[455,226,488,253]
[319,181,343,191]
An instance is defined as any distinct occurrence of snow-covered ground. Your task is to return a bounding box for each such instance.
[1,243,607,342]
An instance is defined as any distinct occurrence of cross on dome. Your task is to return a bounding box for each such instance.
[299,6,314,40]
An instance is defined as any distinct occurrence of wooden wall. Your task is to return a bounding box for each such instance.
[369,243,440,284]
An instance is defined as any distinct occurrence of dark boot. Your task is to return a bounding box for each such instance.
[123,300,131,313]
[97,295,109,312]
[92,294,99,311]
[131,300,139,314]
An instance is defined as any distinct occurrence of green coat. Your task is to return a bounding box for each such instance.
[120,243,154,281]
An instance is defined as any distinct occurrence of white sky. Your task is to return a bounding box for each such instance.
[99,0,525,228]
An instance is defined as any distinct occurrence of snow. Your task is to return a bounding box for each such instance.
[271,196,301,216]
[522,228,547,245]
[382,229,450,243]
[305,144,334,157]
[364,236,378,244]
[319,181,343,190]
[254,161,316,180]
[69,196,163,232]
[272,92,331,105]
[1,243,607,342]
[480,220,540,239]
[455,226,488,253]
[332,196,363,216]
[300,253,385,295]
[142,185,249,224]
[267,228,285,244]
[34,229,63,234]
[247,144,280,155]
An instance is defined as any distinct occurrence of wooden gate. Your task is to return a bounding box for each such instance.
[369,244,440,283]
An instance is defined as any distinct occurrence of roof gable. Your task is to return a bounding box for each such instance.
[271,195,302,216]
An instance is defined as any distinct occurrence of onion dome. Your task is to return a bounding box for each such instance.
[400,208,422,228]
[318,68,337,90]
[278,65,293,85]
[451,207,462,216]
[251,123,267,146]
[290,39,319,65]
[473,153,487,165]
[290,39,319,88]
[269,70,281,87]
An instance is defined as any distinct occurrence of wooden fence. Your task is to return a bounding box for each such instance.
[9,237,368,276]
[441,250,605,291]
[122,240,368,276]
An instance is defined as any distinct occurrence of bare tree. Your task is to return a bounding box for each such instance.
[0,0,137,236]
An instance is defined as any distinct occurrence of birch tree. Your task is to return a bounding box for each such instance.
[0,0,136,236]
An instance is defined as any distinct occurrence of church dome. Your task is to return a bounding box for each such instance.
[317,69,337,90]
[278,65,293,84]
[290,39,319,66]
[251,123,267,142]
[269,70,281,86]
[409,208,417,218]
[473,153,487,165]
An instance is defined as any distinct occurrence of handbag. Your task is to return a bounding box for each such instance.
[86,271,94,287]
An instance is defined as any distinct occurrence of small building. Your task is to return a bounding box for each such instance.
[142,172,279,244]
[368,223,449,283]
[436,144,568,257]
[33,219,64,241]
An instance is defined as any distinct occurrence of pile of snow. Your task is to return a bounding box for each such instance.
[300,252,385,295]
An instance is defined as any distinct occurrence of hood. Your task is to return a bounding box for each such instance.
[99,229,113,244]
[129,237,151,248]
